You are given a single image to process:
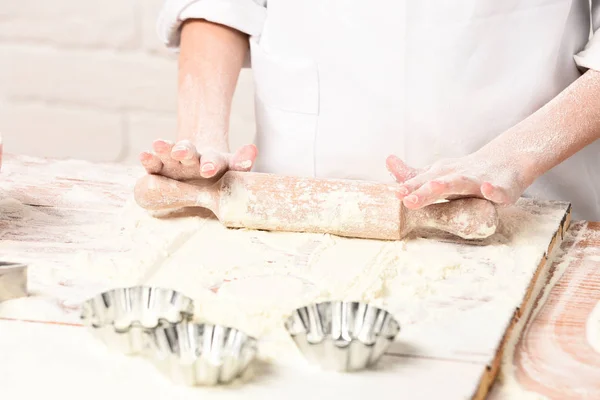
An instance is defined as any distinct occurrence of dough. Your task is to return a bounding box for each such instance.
[72,198,569,365]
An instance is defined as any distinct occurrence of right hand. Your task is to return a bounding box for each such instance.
[139,139,257,181]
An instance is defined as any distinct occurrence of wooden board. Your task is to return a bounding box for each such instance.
[0,153,590,400]
[490,221,600,399]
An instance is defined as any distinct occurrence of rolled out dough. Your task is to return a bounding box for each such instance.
[72,198,568,365]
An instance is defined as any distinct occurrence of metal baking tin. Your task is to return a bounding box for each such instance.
[80,286,195,355]
[147,321,258,386]
[0,262,28,302]
[285,301,400,371]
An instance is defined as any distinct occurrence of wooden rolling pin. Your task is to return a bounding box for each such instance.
[134,172,499,240]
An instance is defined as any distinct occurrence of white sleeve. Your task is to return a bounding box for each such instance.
[574,0,600,70]
[157,0,267,50]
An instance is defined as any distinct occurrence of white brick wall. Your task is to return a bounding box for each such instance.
[0,0,256,164]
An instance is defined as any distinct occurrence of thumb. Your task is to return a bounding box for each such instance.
[199,149,229,179]
[480,181,521,205]
[228,144,258,172]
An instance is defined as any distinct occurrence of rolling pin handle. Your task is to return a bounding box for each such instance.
[405,198,499,240]
[133,174,220,213]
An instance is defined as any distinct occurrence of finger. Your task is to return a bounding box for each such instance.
[199,150,229,178]
[152,140,175,165]
[402,180,447,209]
[386,155,418,183]
[139,152,163,174]
[229,144,258,171]
[480,182,517,204]
[403,175,481,209]
[396,170,435,200]
[171,140,199,166]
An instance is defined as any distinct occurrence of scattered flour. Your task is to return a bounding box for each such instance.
[0,190,576,396]
[0,196,52,225]
[67,196,569,370]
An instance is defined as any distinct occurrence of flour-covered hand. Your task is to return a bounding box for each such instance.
[139,20,255,182]
[385,152,531,210]
[386,70,600,211]
[140,140,257,181]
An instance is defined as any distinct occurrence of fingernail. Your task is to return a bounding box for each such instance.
[405,195,418,204]
[201,163,215,173]
[172,145,186,152]
[398,186,409,196]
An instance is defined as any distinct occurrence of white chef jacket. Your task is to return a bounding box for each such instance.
[158,0,600,221]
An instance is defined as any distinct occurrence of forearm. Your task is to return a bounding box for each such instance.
[177,19,248,151]
[478,69,600,185]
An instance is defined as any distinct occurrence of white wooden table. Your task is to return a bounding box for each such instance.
[0,154,598,399]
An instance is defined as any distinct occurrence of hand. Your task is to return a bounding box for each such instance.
[139,139,257,181]
[386,151,532,210]
[387,69,600,212]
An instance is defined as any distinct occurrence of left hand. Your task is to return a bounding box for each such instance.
[385,151,532,210]
[387,69,600,211]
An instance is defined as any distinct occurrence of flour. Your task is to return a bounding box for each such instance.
[0,196,41,223]
[319,191,368,229]
[62,186,104,204]
[586,300,600,354]
[218,178,255,224]
[236,160,253,169]
[69,196,569,371]
[446,207,498,239]
[217,174,403,240]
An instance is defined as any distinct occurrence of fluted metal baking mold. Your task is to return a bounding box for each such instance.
[80,286,194,355]
[0,262,28,302]
[147,321,258,386]
[285,301,400,371]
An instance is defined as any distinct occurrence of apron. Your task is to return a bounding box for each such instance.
[159,0,600,220]
[250,0,600,221]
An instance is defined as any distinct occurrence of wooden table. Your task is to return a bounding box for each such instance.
[489,221,600,399]
[1,154,599,399]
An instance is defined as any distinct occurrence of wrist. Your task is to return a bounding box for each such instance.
[512,151,540,189]
[179,133,229,153]
[473,139,538,190]
[177,123,230,152]
[177,108,231,152]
